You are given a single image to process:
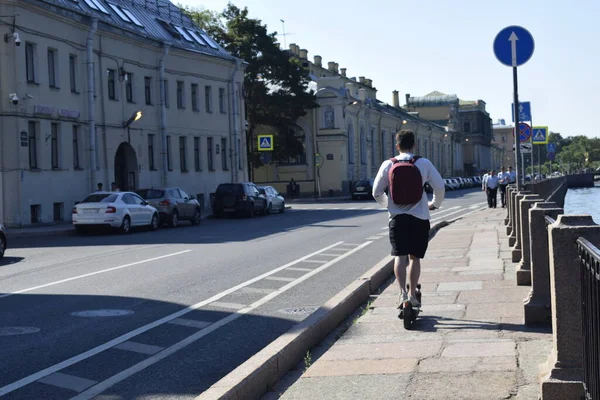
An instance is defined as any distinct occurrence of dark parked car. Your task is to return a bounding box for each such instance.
[136,187,202,227]
[351,179,374,200]
[212,182,267,218]
[0,223,6,259]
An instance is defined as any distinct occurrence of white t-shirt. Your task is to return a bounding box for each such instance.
[372,152,445,221]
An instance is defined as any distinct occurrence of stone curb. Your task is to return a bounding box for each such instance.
[195,220,450,400]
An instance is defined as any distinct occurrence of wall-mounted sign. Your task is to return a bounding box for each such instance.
[20,131,28,147]
[33,105,54,116]
[58,108,80,119]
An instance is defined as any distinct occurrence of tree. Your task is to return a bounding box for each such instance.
[179,3,318,179]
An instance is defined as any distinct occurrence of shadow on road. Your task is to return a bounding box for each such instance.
[0,292,302,399]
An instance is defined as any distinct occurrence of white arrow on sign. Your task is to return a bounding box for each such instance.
[509,31,519,67]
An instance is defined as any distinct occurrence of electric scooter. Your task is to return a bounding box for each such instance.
[398,283,422,330]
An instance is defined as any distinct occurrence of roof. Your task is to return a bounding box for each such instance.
[407,91,459,107]
[27,0,235,60]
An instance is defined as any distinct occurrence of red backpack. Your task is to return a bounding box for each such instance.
[388,156,424,205]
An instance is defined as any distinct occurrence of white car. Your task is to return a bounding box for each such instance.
[72,191,160,234]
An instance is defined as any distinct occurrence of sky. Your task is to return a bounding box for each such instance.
[178,0,600,139]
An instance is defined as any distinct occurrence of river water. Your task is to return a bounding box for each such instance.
[564,183,600,224]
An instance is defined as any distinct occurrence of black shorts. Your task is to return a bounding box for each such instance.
[389,214,431,259]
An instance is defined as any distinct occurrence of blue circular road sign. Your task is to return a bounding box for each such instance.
[493,26,535,67]
[519,122,532,143]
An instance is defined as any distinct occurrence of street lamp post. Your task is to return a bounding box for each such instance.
[123,111,143,143]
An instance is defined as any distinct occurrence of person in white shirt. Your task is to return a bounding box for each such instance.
[507,166,516,183]
[482,170,499,208]
[372,130,445,308]
[497,167,510,208]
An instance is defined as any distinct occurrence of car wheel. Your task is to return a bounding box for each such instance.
[75,226,87,235]
[169,210,179,228]
[280,201,285,213]
[149,213,159,231]
[120,216,131,234]
[247,204,255,218]
[0,234,5,258]
[266,203,272,215]
[191,208,202,225]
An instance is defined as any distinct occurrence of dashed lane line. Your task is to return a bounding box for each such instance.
[69,241,372,400]
[0,242,346,396]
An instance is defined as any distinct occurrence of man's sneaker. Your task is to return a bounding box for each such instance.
[397,292,409,309]
[410,296,421,308]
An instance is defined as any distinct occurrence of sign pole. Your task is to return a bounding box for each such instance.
[512,66,522,190]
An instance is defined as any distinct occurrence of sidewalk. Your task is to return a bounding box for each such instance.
[277,208,552,400]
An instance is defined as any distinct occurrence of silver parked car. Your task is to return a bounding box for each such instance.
[136,187,202,227]
[257,186,286,214]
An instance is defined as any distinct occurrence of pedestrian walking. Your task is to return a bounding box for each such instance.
[482,169,499,208]
[372,130,445,309]
[507,166,516,183]
[111,182,120,192]
[96,183,103,192]
[497,167,509,207]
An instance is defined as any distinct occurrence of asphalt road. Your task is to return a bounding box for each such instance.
[0,187,487,399]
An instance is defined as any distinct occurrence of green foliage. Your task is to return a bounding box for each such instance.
[178,2,318,174]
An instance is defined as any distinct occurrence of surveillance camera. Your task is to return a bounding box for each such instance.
[13,32,20,46]
[9,93,19,105]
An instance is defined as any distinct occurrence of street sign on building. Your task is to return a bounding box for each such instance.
[518,122,532,143]
[532,126,548,144]
[493,26,535,68]
[257,134,274,151]
[511,101,531,122]
[520,142,532,154]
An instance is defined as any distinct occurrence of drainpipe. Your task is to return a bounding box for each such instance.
[159,43,170,187]
[87,17,98,193]
[228,58,241,183]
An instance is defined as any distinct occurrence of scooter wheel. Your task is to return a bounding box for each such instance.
[403,302,413,330]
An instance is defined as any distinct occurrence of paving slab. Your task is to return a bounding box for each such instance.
[410,372,516,399]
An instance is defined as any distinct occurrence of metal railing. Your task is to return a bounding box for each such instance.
[578,237,600,400]
[544,215,556,226]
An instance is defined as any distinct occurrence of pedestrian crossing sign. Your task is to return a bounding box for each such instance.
[257,134,274,151]
[532,126,549,144]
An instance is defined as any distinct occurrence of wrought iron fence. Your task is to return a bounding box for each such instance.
[578,237,600,400]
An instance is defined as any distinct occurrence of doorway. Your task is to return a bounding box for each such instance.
[114,142,138,192]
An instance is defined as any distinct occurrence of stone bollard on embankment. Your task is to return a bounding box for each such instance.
[515,194,543,285]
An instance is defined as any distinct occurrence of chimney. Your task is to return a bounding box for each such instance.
[359,88,367,102]
[365,79,372,87]
[327,61,336,72]
[392,90,399,108]
[334,62,339,73]
[314,55,322,66]
[350,77,357,81]
[405,93,410,105]
[289,43,299,54]
[340,68,347,77]
[299,49,308,59]
[345,82,355,95]
[359,76,366,84]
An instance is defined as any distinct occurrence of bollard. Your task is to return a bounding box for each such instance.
[540,215,600,400]
[523,202,562,325]
[505,185,516,230]
[511,191,531,260]
[507,187,518,237]
[509,189,528,246]
[515,194,543,285]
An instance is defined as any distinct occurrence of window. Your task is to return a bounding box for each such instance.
[219,88,226,113]
[187,30,207,46]
[28,121,38,169]
[191,84,199,111]
[73,125,80,169]
[207,137,213,170]
[125,73,134,102]
[221,137,228,170]
[179,136,187,172]
[51,123,59,169]
[107,3,143,26]
[83,0,109,13]
[164,79,169,108]
[145,134,154,170]
[173,25,194,42]
[464,122,471,133]
[200,32,219,49]
[194,136,201,171]
[69,54,78,92]
[205,86,212,112]
[177,81,184,109]
[166,135,172,170]
[107,69,116,100]
[31,205,41,224]
[48,49,57,88]
[144,76,152,104]
[53,202,64,222]
[122,9,143,27]
[25,43,35,83]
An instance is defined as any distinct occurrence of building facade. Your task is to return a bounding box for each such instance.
[252,44,451,196]
[0,0,247,227]
[492,119,515,170]
[458,99,493,175]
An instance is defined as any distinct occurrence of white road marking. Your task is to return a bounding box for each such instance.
[209,302,247,310]
[0,242,345,396]
[0,250,192,300]
[286,267,313,272]
[38,372,96,393]
[239,287,276,294]
[114,341,164,355]
[366,236,382,240]
[264,276,296,282]
[301,259,328,264]
[318,253,345,257]
[69,241,372,400]
[168,318,212,329]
